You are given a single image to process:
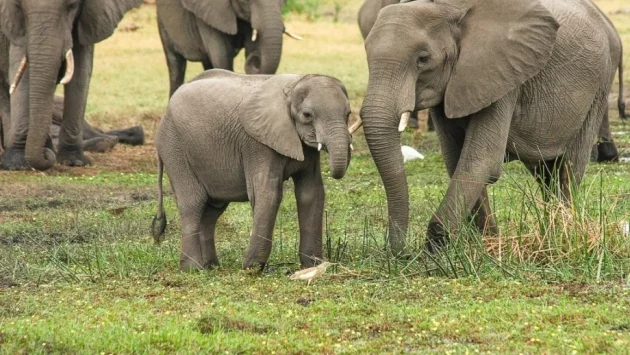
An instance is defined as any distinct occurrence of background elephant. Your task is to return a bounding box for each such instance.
[357,0,398,40]
[152,69,352,271]
[157,0,298,98]
[50,96,145,153]
[0,0,143,171]
[359,0,624,253]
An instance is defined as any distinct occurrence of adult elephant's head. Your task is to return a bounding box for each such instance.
[0,0,142,170]
[359,0,558,253]
[184,0,288,74]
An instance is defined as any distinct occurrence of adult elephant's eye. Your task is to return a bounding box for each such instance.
[417,54,430,68]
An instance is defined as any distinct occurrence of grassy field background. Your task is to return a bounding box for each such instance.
[1,0,630,353]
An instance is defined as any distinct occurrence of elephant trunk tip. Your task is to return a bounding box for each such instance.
[25,148,56,171]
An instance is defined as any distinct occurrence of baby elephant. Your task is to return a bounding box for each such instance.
[152,69,353,271]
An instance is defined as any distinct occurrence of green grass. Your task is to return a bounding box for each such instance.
[1,0,630,353]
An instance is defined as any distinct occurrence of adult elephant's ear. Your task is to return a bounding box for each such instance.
[182,0,238,35]
[77,0,143,45]
[0,0,25,46]
[240,75,305,161]
[443,0,559,118]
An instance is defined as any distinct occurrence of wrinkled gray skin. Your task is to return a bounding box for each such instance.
[157,0,287,98]
[153,69,352,271]
[0,0,142,171]
[591,5,627,162]
[360,0,624,253]
[358,0,398,40]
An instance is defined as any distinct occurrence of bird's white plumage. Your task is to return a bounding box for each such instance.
[401,145,425,162]
[294,269,318,280]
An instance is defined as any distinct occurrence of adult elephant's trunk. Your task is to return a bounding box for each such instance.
[325,125,351,179]
[360,63,416,255]
[247,4,283,74]
[24,19,67,171]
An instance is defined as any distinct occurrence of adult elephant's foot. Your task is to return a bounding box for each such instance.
[596,141,619,162]
[56,146,91,167]
[179,255,206,272]
[0,148,31,171]
[242,258,266,272]
[83,136,118,153]
[105,126,145,146]
[425,220,449,253]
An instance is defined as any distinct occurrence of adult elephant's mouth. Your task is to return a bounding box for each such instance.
[10,50,74,95]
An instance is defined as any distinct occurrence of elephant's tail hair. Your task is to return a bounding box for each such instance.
[619,41,627,120]
[152,155,167,244]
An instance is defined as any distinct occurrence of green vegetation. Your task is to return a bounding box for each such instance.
[1,1,629,353]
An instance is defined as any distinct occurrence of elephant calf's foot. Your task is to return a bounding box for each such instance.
[106,126,145,146]
[0,148,31,171]
[425,220,449,254]
[56,147,91,167]
[83,136,118,153]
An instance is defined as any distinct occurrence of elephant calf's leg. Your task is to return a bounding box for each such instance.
[293,167,325,268]
[199,202,229,269]
[243,178,283,270]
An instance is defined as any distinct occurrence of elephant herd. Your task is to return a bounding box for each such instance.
[0,0,627,270]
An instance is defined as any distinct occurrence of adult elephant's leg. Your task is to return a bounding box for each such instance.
[198,23,233,71]
[594,103,618,162]
[427,93,517,251]
[243,174,283,270]
[431,108,498,238]
[57,45,92,166]
[1,46,31,170]
[561,91,608,203]
[158,21,187,98]
[471,188,499,236]
[293,163,325,268]
[0,75,10,151]
[199,202,228,269]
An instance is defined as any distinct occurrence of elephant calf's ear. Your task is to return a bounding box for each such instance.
[239,75,305,161]
[444,0,559,118]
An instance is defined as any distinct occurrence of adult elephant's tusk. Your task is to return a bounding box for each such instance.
[348,119,363,134]
[9,56,28,95]
[399,112,411,132]
[318,143,322,152]
[283,29,303,40]
[252,29,258,41]
[60,50,75,85]
[350,144,354,151]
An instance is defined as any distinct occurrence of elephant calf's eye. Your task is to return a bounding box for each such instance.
[302,110,314,122]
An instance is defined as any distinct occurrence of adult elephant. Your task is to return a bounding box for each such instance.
[157,0,300,98]
[358,0,624,253]
[0,0,143,171]
[358,0,398,40]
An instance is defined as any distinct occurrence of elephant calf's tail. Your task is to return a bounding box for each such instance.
[151,156,167,244]
[619,42,627,120]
